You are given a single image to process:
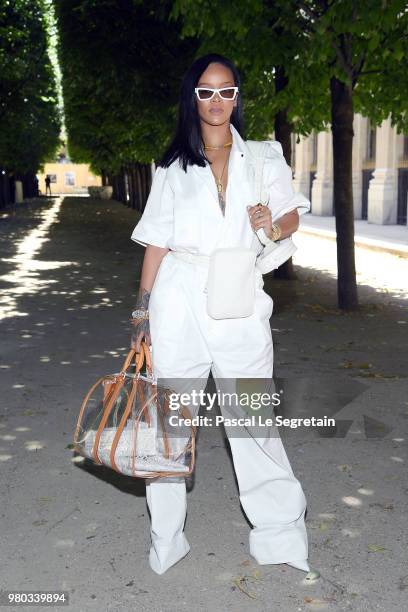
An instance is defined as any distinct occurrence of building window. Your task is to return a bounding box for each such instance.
[64,172,75,186]
[366,120,376,161]
[49,174,57,183]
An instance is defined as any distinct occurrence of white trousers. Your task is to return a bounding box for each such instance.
[145,253,310,574]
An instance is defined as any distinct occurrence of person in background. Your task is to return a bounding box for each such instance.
[45,175,51,196]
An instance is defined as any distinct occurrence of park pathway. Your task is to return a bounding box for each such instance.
[0,196,407,612]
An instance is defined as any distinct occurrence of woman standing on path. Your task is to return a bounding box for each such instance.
[130,53,320,580]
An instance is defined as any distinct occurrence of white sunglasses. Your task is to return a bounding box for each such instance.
[194,86,239,101]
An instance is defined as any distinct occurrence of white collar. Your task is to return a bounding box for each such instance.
[229,122,248,157]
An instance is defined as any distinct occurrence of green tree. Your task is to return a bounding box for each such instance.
[54,0,199,177]
[294,0,408,308]
[0,0,61,181]
[173,0,408,309]
[172,0,329,281]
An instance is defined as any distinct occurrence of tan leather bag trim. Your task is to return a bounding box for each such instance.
[74,341,196,478]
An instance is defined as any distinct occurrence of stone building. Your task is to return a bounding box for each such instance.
[292,115,408,226]
[37,163,101,195]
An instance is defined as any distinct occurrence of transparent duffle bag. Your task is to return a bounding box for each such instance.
[73,342,196,478]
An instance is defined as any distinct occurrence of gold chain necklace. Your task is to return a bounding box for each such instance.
[204,141,232,150]
[210,152,229,216]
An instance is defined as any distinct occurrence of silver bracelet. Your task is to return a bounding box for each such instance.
[131,309,149,320]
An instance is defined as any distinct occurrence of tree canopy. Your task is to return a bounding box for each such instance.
[54,0,200,175]
[53,0,408,308]
[172,0,408,308]
[0,0,61,176]
[172,0,408,138]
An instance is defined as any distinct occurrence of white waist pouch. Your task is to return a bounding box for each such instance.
[206,247,257,319]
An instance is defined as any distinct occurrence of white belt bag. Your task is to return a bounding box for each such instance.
[170,249,257,320]
[206,247,257,319]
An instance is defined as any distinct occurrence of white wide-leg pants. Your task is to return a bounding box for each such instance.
[145,253,310,574]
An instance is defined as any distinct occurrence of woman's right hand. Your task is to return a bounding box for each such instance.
[130,314,151,352]
[130,287,151,352]
[130,247,168,353]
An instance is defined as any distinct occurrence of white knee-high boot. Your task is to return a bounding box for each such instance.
[145,479,191,574]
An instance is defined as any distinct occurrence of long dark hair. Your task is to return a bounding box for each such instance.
[158,53,244,171]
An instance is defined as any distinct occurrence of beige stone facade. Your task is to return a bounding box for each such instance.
[291,115,408,226]
[37,163,102,195]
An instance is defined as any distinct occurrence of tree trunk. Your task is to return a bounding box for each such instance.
[119,166,127,204]
[111,174,118,200]
[273,65,297,280]
[122,167,127,203]
[330,76,358,310]
[141,163,153,210]
[110,162,152,211]
[136,163,143,211]
[115,171,125,203]
[123,165,129,205]
[141,164,148,205]
[0,170,13,208]
[129,163,137,209]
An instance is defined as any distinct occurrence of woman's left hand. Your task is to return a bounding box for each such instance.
[247,204,273,239]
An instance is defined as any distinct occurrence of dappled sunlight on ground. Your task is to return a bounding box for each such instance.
[0,198,77,320]
[293,233,408,300]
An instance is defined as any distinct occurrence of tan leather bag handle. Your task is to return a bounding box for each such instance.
[92,342,152,463]
[110,376,157,472]
[92,342,152,462]
[73,343,150,457]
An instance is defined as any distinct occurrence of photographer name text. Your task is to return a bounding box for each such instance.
[168,415,336,429]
